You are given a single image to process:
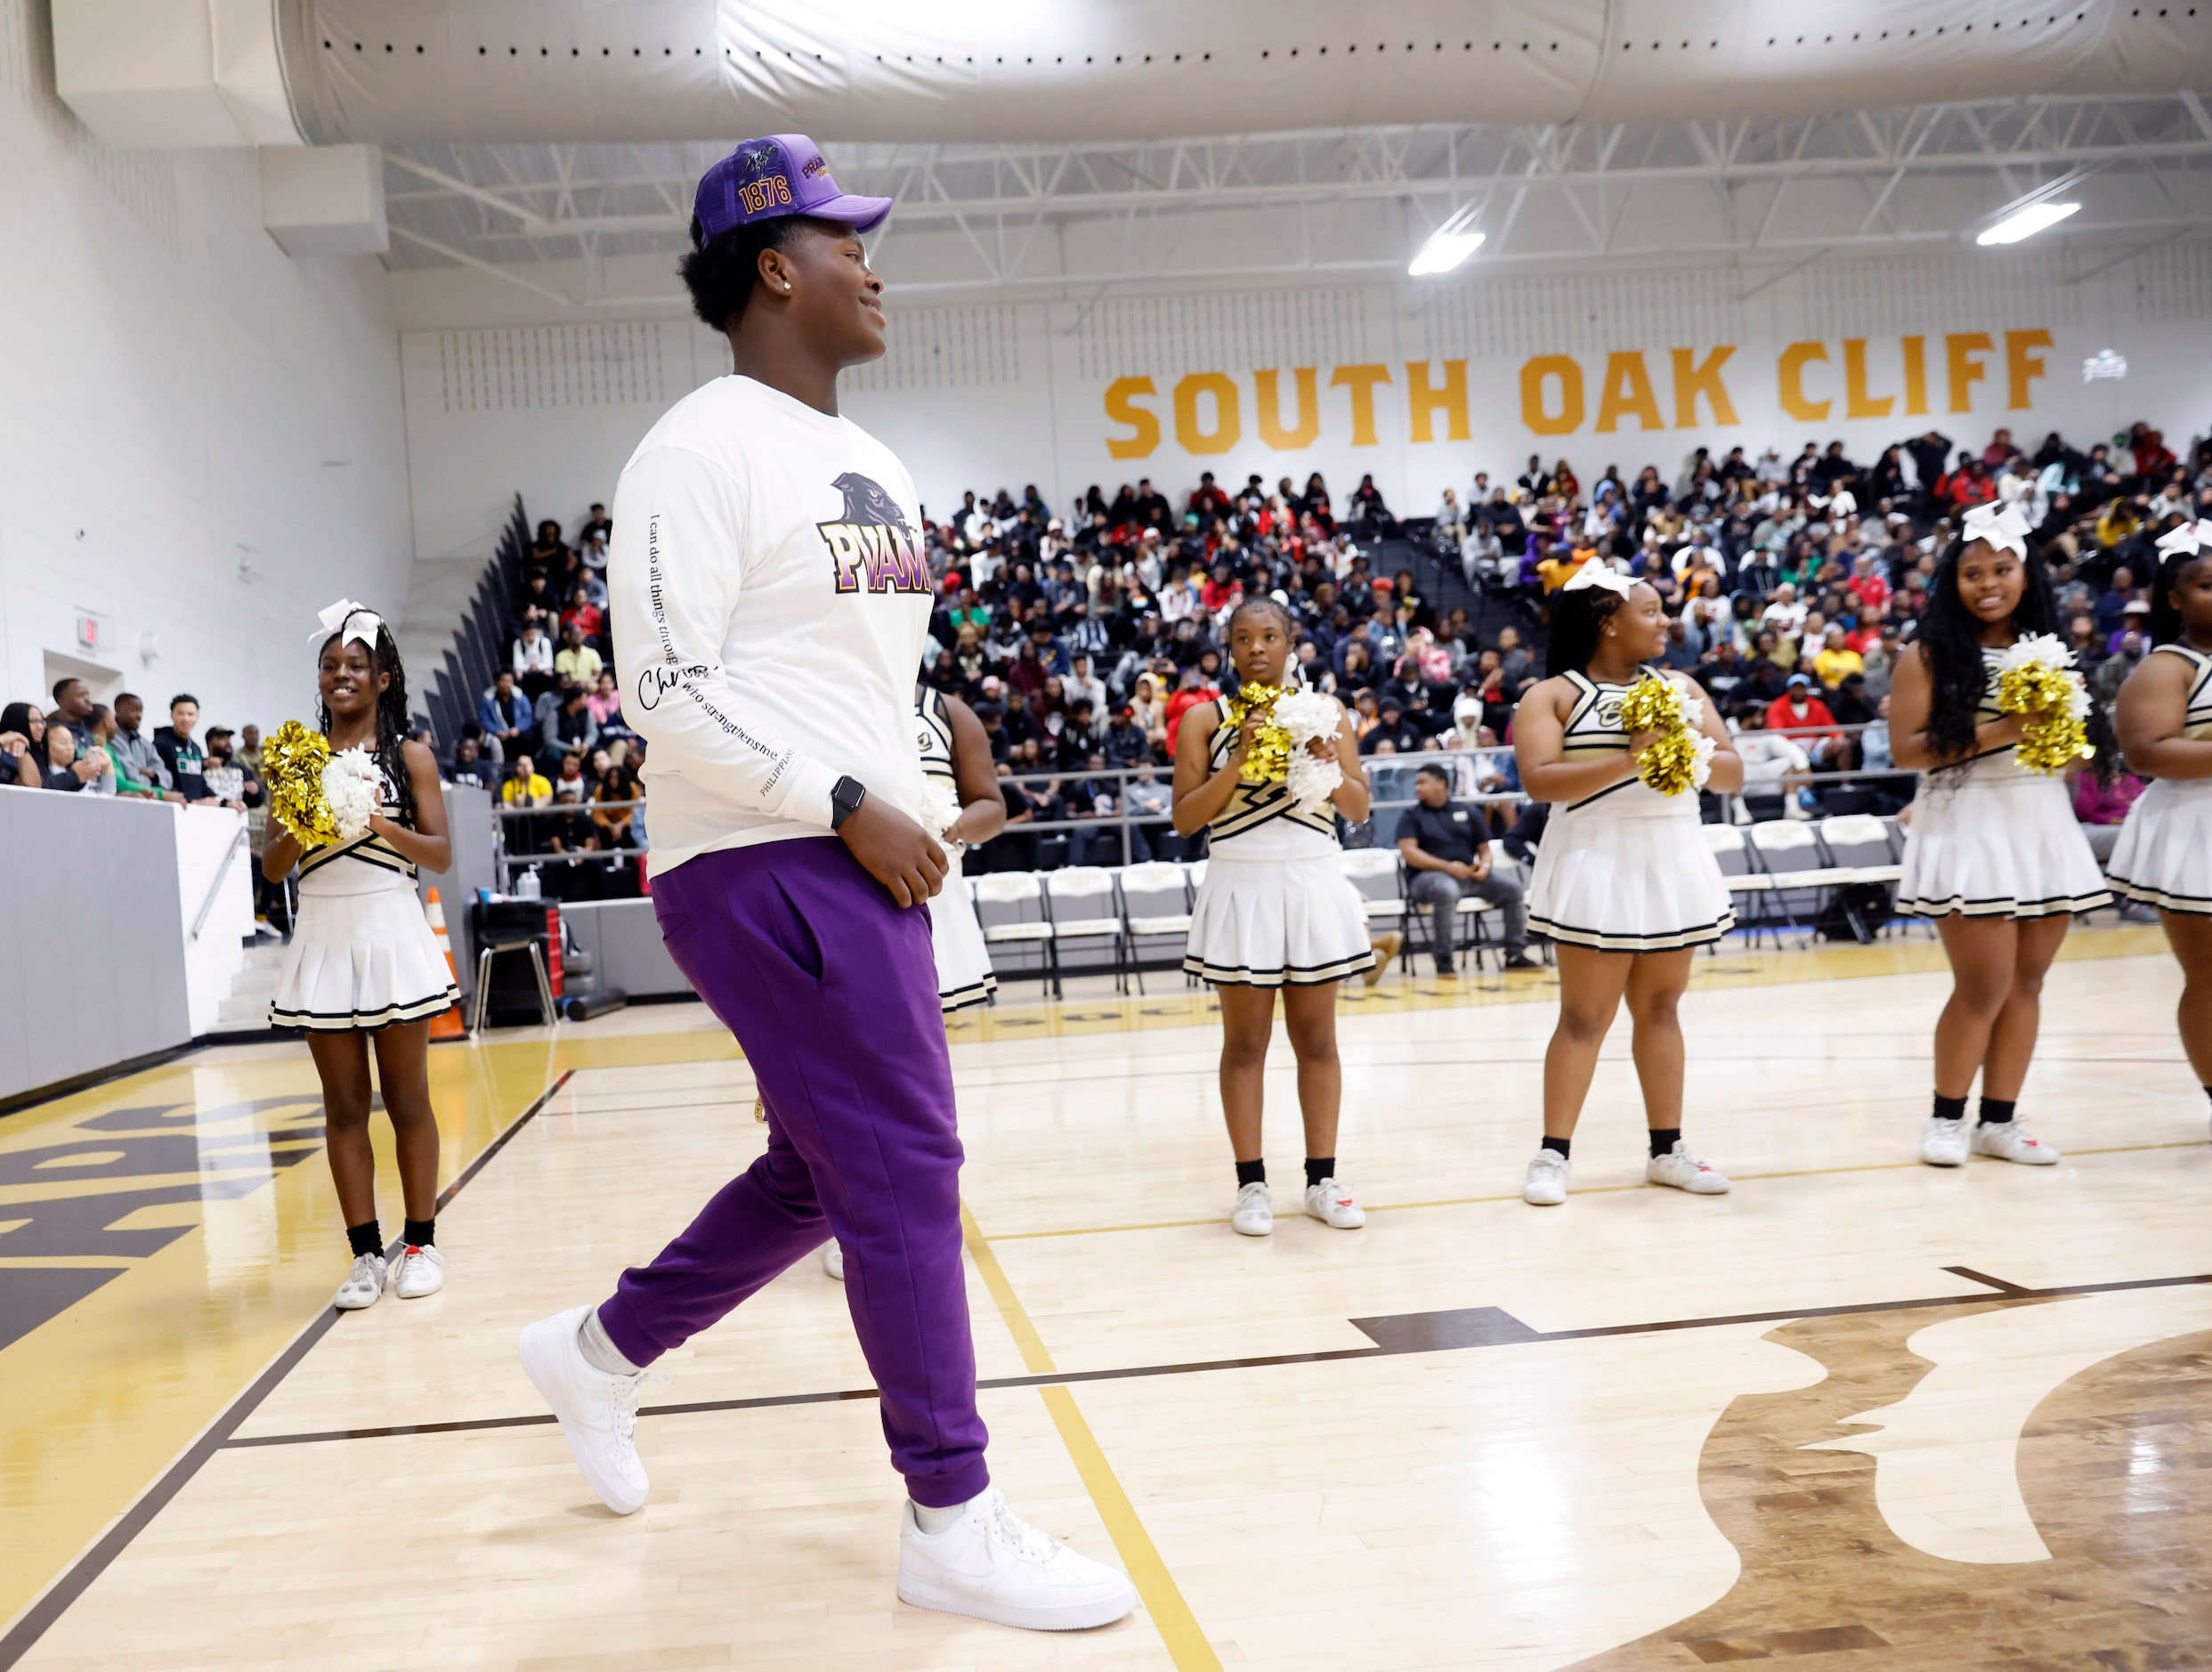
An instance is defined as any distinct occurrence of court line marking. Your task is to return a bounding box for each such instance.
[984,1140,2212,1241]
[216,1266,2212,1450]
[0,1068,576,1671]
[960,1202,1224,1672]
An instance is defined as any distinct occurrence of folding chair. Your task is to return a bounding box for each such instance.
[1117,861,1194,994]
[1747,820,1855,945]
[1043,866,1128,996]
[970,872,1057,998]
[1818,814,1905,943]
[1337,848,1407,930]
[1701,823,1779,950]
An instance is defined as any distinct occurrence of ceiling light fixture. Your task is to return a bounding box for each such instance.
[1409,213,1484,276]
[1976,200,2079,246]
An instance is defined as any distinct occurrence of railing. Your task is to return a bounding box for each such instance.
[483,718,1920,889]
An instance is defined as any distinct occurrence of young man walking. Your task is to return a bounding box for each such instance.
[516,136,1134,1633]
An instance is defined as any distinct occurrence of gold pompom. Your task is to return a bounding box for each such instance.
[1224,682,1297,783]
[264,719,341,845]
[1616,673,1713,798]
[1995,662,2095,777]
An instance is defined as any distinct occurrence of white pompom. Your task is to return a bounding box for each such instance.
[321,747,382,841]
[919,779,963,840]
[1272,690,1345,815]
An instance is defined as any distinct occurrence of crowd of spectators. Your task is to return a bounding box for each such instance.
[14,419,2204,903]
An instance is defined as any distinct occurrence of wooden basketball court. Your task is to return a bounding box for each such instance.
[3,927,2207,1668]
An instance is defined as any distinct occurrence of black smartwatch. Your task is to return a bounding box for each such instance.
[829,775,868,832]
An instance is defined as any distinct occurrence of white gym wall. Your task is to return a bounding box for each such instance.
[0,0,409,733]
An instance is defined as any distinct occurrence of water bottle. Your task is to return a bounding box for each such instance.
[515,866,541,900]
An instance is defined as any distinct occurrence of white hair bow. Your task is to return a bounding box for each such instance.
[1960,499,2032,558]
[1561,560,1634,599]
[2154,518,2212,558]
[314,598,383,650]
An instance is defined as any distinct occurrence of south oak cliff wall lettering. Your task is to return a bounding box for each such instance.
[1098,330,2059,456]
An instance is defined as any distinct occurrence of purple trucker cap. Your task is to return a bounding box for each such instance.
[693,134,892,245]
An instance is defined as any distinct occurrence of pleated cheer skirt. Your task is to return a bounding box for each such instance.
[932,871,998,1011]
[2107,777,2212,917]
[1183,848,1375,988]
[1897,764,2111,920]
[271,866,458,1031]
[1527,786,1735,954]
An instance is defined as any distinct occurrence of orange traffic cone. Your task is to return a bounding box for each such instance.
[425,887,468,1040]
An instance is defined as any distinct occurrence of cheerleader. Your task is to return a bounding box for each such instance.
[2110,521,2212,1129]
[1173,596,1374,1237]
[263,601,458,1309]
[1513,563,1744,1206]
[823,685,1005,1279]
[1892,502,2111,1168]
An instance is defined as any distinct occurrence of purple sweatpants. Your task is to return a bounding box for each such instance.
[596,836,989,1508]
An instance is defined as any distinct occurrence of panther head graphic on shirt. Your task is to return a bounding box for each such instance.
[817,471,931,596]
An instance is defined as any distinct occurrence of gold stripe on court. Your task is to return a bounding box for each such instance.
[960,1203,1224,1671]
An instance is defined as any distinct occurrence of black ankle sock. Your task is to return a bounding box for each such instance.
[1932,1093,1968,1123]
[1977,1098,2016,1125]
[1236,1158,1267,1188]
[1541,1135,1571,1159]
[1304,1157,1335,1188]
[345,1221,382,1259]
[401,1217,436,1248]
[1648,1127,1682,1159]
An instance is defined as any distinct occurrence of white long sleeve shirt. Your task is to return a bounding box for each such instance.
[606,376,934,873]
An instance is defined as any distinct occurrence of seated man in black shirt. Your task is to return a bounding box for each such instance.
[1393,763,1537,975]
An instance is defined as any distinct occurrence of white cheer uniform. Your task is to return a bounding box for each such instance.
[1897,648,2111,920]
[916,688,995,1011]
[1526,668,1735,953]
[1181,697,1373,987]
[2108,642,2212,916]
[270,764,458,1031]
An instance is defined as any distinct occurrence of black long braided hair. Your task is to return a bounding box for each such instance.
[315,616,417,826]
[1918,534,2115,781]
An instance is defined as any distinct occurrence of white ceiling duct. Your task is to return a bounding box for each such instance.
[56,0,2212,150]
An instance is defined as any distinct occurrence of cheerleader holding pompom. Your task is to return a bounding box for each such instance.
[263,602,458,1309]
[2110,521,2212,1132]
[1891,503,2113,1169]
[1512,564,1744,1206]
[1173,597,1374,1238]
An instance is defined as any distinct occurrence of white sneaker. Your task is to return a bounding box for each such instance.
[1522,1149,1571,1206]
[1303,1179,1366,1229]
[1230,1181,1273,1237]
[1646,1140,1730,1194]
[897,1488,1137,1631]
[1973,1121,2060,1165]
[822,1239,845,1281]
[392,1244,445,1299]
[1920,1116,1970,1167]
[518,1304,655,1515]
[333,1252,387,1311]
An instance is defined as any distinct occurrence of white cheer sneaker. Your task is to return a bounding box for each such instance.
[822,1239,846,1281]
[334,1252,387,1311]
[1647,1140,1730,1194]
[518,1304,655,1515]
[392,1244,445,1299]
[1303,1179,1366,1230]
[897,1487,1137,1631]
[1230,1181,1273,1237]
[1920,1116,1970,1167]
[1522,1149,1571,1206]
[1972,1121,2060,1165]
